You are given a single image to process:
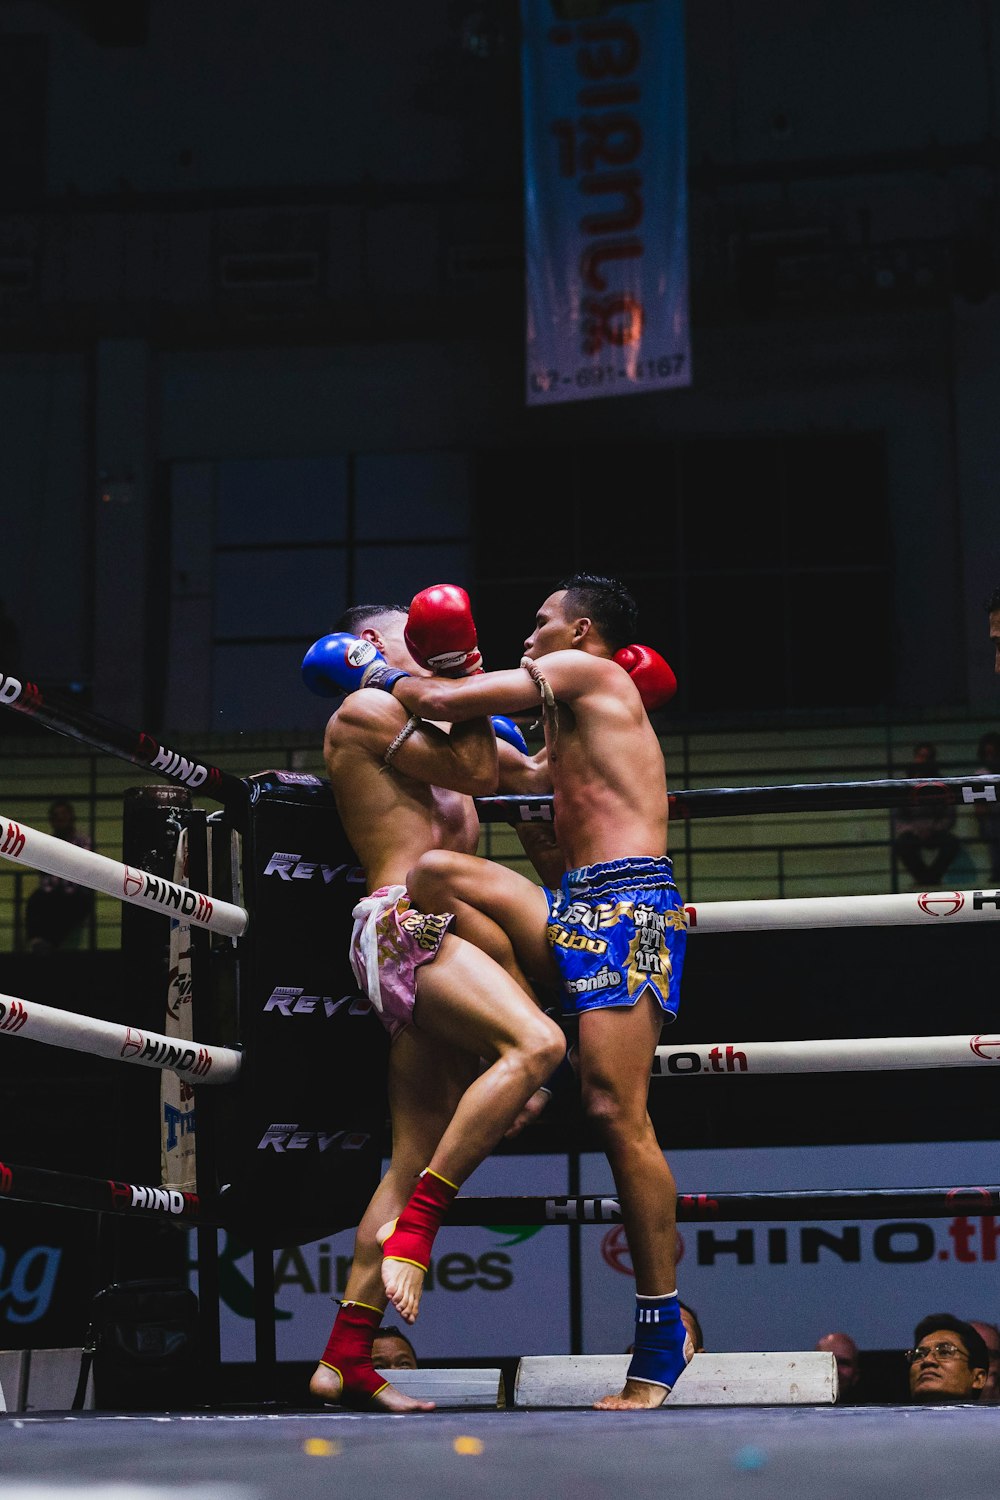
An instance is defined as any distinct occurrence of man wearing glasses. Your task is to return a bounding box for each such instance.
[906,1314,990,1403]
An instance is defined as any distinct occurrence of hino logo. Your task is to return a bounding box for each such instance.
[108,1181,199,1216]
[545,1196,622,1223]
[122,869,213,923]
[263,986,370,1018]
[0,674,40,709]
[262,852,363,883]
[119,1027,213,1075]
[258,1124,371,1153]
[138,733,220,790]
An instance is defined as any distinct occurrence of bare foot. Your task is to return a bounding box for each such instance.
[593,1378,669,1411]
[376,1220,426,1324]
[308,1361,434,1413]
[504,1087,551,1139]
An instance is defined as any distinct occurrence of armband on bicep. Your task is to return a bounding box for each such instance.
[382,714,421,770]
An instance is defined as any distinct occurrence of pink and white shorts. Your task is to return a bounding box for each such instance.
[349,884,454,1041]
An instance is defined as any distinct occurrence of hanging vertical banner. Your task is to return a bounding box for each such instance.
[521,0,690,406]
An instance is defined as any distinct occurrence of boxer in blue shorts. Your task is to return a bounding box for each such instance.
[397,574,694,1409]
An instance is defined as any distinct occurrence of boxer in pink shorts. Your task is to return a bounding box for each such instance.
[304,597,562,1413]
[349,884,453,1042]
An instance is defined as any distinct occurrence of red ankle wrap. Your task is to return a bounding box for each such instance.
[319,1300,388,1404]
[382,1169,458,1271]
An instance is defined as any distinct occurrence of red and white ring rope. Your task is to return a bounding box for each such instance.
[684,887,999,932]
[0,812,247,938]
[0,991,240,1083]
[653,1032,1000,1076]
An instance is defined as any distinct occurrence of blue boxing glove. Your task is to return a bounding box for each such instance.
[302,633,410,698]
[491,715,529,754]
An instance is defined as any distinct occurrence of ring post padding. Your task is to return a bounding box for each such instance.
[217,772,390,1248]
[0,810,247,936]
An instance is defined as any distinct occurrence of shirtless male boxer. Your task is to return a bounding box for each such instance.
[350,573,690,1411]
[303,597,564,1412]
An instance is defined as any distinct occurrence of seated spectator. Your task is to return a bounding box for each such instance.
[905,1313,989,1403]
[816,1330,864,1403]
[891,743,962,888]
[968,1319,1000,1405]
[372,1325,418,1370]
[971,733,1000,883]
[25,798,94,954]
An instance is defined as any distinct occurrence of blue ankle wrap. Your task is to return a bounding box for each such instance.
[626,1293,692,1391]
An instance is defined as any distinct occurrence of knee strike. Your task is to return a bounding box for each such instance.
[530,1017,569,1083]
[407,848,462,911]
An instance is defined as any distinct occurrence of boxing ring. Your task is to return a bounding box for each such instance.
[0,668,997,1431]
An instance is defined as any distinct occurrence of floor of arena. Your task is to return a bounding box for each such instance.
[1,1405,997,1500]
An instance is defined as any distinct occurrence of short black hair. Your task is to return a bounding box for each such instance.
[374,1324,416,1357]
[556,573,638,652]
[335,603,408,634]
[986,586,1000,613]
[912,1312,990,1372]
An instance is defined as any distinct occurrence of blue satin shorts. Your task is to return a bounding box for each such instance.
[545,855,687,1018]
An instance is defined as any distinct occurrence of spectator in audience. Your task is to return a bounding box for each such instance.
[816,1330,865,1403]
[905,1313,989,1403]
[891,742,962,888]
[968,1318,1000,1405]
[372,1325,418,1370]
[988,584,1000,676]
[25,798,94,954]
[971,733,1000,884]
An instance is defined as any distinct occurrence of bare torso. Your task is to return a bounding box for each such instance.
[324,706,481,892]
[543,653,670,871]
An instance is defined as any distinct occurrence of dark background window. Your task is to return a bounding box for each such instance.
[473,433,890,715]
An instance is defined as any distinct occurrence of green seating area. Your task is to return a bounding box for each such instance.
[0,714,995,952]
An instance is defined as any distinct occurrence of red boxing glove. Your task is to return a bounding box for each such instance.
[405,584,483,676]
[613,644,678,711]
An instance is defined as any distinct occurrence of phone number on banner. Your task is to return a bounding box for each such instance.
[530,353,687,396]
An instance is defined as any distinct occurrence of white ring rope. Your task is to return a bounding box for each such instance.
[0,812,248,938]
[653,1032,1000,1077]
[0,991,241,1084]
[685,887,1000,932]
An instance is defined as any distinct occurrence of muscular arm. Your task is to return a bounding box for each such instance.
[326,689,498,795]
[497,740,551,795]
[392,650,608,723]
[392,665,542,722]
